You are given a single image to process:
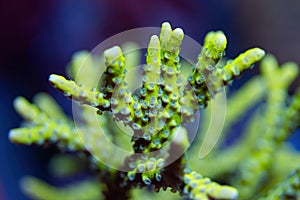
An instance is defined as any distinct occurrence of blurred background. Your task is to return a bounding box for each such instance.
[1,0,300,199]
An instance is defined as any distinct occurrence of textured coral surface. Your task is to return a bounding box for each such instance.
[9,22,300,200]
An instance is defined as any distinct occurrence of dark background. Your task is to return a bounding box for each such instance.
[1,0,300,199]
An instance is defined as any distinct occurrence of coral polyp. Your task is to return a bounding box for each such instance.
[9,22,300,200]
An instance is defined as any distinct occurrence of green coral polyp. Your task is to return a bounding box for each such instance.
[183,171,238,200]
[12,21,300,200]
[48,22,264,154]
[49,74,110,109]
[9,96,80,149]
[10,21,262,200]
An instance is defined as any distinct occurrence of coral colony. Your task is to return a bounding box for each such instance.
[9,22,300,199]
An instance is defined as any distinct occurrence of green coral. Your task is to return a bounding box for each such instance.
[8,21,300,200]
[21,177,102,200]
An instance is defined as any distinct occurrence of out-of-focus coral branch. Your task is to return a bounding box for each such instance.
[21,177,102,200]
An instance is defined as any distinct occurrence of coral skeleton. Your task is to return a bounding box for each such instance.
[9,22,300,200]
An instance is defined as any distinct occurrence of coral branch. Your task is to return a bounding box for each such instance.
[9,96,81,150]
[9,21,278,200]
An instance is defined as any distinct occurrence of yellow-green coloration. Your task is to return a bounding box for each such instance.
[47,22,264,156]
[203,31,227,60]
[231,55,299,199]
[259,167,300,200]
[21,177,102,200]
[49,74,110,110]
[187,54,300,200]
[220,48,265,83]
[9,21,300,200]
[183,171,238,200]
[9,96,81,149]
[48,154,87,178]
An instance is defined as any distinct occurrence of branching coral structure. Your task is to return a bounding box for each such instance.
[9,22,300,200]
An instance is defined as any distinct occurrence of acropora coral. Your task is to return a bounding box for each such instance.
[9,22,300,200]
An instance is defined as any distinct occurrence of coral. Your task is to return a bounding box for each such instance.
[21,177,102,200]
[8,21,300,199]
